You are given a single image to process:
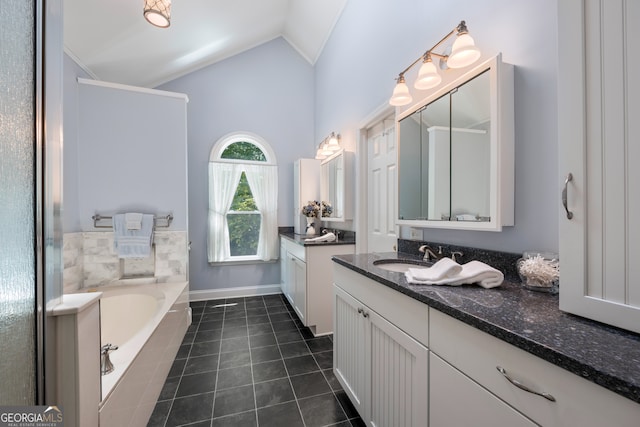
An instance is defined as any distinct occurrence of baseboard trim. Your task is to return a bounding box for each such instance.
[189,284,282,301]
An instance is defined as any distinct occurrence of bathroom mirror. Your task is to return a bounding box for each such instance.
[397,54,514,231]
[321,150,353,221]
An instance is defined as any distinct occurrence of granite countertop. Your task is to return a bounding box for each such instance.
[280,232,356,247]
[332,252,640,404]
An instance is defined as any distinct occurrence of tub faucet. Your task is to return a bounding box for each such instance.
[419,245,441,262]
[101,343,118,376]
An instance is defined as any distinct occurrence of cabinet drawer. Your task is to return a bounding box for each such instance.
[430,352,535,427]
[430,309,640,427]
[334,264,428,347]
[282,237,305,261]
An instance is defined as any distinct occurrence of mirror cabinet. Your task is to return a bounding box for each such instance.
[321,150,353,222]
[397,54,514,231]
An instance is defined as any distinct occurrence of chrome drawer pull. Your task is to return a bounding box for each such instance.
[562,173,573,220]
[496,366,556,402]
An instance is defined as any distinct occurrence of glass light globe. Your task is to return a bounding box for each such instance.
[389,79,412,106]
[447,33,481,68]
[415,60,442,90]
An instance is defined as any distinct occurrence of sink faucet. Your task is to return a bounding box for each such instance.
[419,245,441,262]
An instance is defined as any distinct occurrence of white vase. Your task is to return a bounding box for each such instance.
[305,217,316,235]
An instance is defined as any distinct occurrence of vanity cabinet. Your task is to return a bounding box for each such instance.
[280,237,354,335]
[429,309,640,427]
[333,262,640,427]
[333,265,429,426]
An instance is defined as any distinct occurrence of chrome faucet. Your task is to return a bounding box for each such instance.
[101,343,118,375]
[419,245,441,262]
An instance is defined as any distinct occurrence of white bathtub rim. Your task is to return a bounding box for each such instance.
[82,281,188,403]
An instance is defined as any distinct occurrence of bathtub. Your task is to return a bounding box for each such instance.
[93,281,190,427]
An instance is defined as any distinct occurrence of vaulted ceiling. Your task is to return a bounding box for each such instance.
[64,0,347,87]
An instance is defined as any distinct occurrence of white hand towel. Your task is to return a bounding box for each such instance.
[406,258,462,282]
[305,232,336,242]
[125,212,143,230]
[405,260,504,288]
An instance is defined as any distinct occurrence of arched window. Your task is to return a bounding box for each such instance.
[208,132,278,263]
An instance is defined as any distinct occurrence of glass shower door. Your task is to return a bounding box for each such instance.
[0,0,38,405]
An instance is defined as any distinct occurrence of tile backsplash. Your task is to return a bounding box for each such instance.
[63,230,188,292]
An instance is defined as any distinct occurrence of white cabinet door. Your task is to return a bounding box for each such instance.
[333,285,368,419]
[430,353,535,427]
[280,244,292,305]
[558,0,640,333]
[291,255,307,324]
[368,308,429,427]
[334,284,429,426]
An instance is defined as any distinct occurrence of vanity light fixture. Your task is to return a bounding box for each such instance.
[315,132,342,160]
[389,20,481,106]
[144,0,171,28]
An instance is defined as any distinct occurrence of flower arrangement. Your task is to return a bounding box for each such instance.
[321,201,333,217]
[517,252,560,293]
[301,200,321,218]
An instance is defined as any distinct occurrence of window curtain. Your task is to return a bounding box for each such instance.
[244,164,279,261]
[208,162,243,262]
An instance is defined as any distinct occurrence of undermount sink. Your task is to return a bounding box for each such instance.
[372,259,431,273]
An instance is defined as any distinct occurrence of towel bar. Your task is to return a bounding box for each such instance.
[92,213,173,229]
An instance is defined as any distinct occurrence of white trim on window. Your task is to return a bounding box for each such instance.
[209,131,277,165]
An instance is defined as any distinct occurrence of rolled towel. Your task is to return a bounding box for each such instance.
[405,260,504,288]
[304,232,336,243]
[406,258,462,282]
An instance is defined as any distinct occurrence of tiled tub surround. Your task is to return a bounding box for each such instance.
[63,230,188,291]
[332,251,640,404]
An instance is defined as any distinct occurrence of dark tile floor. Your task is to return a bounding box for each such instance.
[147,294,365,427]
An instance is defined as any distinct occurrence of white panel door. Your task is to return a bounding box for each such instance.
[367,116,398,252]
[558,0,640,333]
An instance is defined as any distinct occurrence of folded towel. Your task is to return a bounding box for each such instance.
[405,260,504,288]
[113,213,154,258]
[304,232,336,243]
[456,214,477,221]
[406,258,462,282]
[125,212,143,230]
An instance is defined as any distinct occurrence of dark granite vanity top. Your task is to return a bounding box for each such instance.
[280,231,356,247]
[332,252,640,404]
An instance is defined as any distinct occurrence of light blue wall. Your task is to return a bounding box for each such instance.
[63,54,90,232]
[76,82,188,231]
[158,37,315,292]
[314,0,559,254]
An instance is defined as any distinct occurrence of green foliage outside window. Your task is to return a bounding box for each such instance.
[228,172,260,256]
[221,141,266,162]
[222,139,266,257]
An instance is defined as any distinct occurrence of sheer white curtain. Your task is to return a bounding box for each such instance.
[208,162,243,262]
[244,164,278,261]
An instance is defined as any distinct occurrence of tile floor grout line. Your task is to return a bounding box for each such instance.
[208,299,226,425]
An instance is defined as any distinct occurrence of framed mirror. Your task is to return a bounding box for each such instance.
[397,54,514,231]
[321,150,353,222]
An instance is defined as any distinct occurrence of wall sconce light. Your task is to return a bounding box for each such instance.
[315,132,342,160]
[389,20,481,106]
[144,0,171,28]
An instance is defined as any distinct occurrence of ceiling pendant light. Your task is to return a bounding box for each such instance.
[144,0,171,28]
[447,21,481,68]
[414,54,442,90]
